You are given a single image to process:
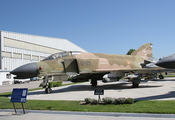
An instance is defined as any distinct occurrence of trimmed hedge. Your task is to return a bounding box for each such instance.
[49,81,62,88]
[39,81,62,88]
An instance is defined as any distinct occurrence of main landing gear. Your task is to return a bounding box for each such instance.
[132,81,140,88]
[159,74,164,79]
[91,79,97,86]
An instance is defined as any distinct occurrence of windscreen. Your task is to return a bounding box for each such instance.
[42,51,68,61]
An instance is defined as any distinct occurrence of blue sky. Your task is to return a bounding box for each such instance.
[0,0,175,60]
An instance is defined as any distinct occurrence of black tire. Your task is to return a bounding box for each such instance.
[159,75,164,79]
[45,88,48,93]
[45,88,52,94]
[132,82,139,88]
[71,79,77,82]
[91,80,97,86]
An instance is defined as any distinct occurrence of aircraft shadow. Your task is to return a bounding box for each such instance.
[27,82,161,96]
[27,78,175,100]
[135,91,175,101]
[152,79,175,82]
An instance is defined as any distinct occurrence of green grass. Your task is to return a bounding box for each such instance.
[1,79,175,114]
[164,75,175,77]
[28,88,44,91]
[1,91,175,114]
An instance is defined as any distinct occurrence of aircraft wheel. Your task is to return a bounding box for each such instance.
[45,88,52,94]
[132,82,139,88]
[159,75,164,79]
[91,80,97,86]
[71,79,77,82]
[50,88,52,93]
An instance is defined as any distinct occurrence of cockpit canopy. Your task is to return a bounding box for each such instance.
[42,51,81,61]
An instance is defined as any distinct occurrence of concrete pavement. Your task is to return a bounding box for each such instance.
[0,80,72,93]
[1,109,175,120]
[0,81,42,93]
[27,77,175,101]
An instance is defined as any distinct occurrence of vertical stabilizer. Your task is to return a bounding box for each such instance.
[131,43,153,59]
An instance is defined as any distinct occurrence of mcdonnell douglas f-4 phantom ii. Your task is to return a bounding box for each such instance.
[11,43,166,93]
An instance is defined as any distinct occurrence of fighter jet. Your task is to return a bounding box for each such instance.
[156,54,175,69]
[11,43,164,93]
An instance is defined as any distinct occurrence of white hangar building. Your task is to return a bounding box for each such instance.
[0,31,87,71]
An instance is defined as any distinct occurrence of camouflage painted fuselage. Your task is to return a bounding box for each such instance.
[36,43,153,81]
[37,52,143,73]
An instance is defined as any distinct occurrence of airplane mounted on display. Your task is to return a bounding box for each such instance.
[11,43,166,93]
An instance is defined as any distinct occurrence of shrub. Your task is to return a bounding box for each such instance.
[55,81,62,87]
[84,97,134,105]
[85,98,93,104]
[39,82,43,87]
[125,98,134,104]
[49,82,54,88]
[39,81,62,88]
[91,99,98,105]
[49,81,62,88]
[84,98,98,104]
[68,77,73,80]
[103,97,115,104]
[114,98,126,104]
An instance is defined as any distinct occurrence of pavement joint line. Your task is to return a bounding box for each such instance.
[1,109,175,118]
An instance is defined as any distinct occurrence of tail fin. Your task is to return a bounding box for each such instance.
[131,43,153,59]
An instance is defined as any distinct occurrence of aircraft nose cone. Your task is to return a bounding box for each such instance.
[156,54,175,69]
[10,63,39,78]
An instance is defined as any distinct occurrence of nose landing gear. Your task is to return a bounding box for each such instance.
[43,76,52,94]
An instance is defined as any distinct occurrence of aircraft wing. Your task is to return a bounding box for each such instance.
[92,67,165,73]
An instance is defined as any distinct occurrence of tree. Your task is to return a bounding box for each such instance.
[126,49,135,55]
